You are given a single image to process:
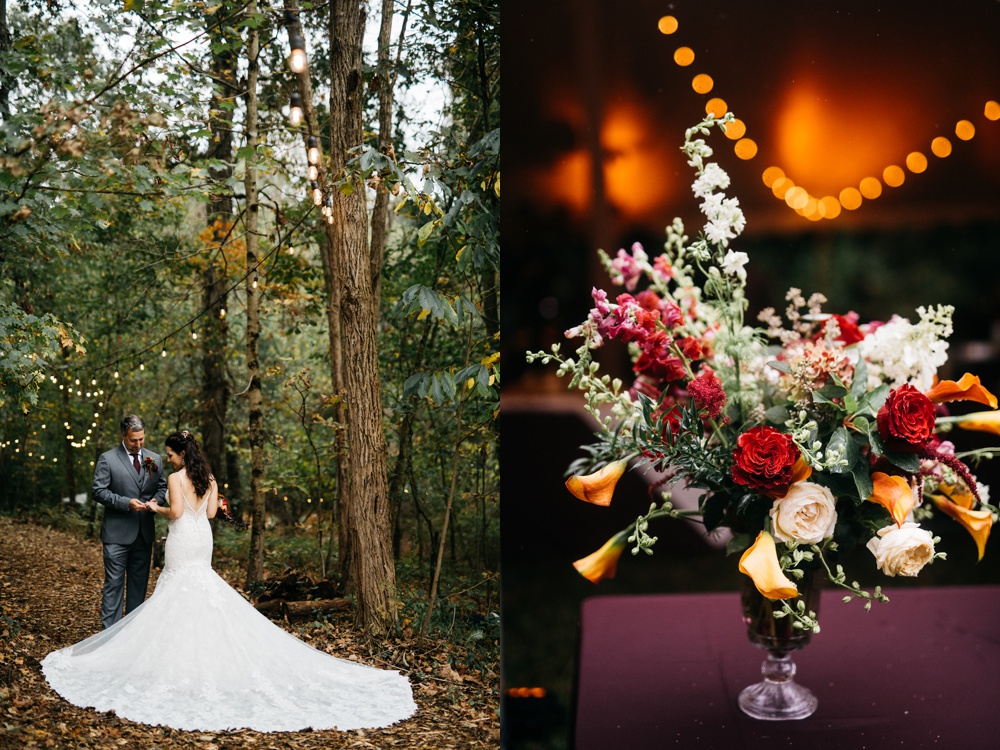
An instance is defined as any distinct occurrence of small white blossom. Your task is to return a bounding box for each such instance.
[692,163,731,198]
[721,250,749,280]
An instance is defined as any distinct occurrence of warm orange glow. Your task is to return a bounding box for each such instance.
[507,687,549,699]
[906,151,928,173]
[674,47,694,66]
[839,187,862,210]
[600,100,676,218]
[762,166,784,187]
[986,101,1000,121]
[705,97,727,117]
[734,137,757,160]
[658,16,678,34]
[532,149,592,215]
[692,74,714,94]
[771,176,794,199]
[931,136,952,158]
[883,165,905,187]
[859,177,882,199]
[820,196,842,219]
[802,196,821,220]
[955,120,975,140]
[785,186,808,209]
[773,73,912,195]
[724,118,747,140]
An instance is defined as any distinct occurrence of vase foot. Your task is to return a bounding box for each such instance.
[738,677,817,720]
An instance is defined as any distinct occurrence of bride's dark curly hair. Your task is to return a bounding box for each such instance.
[164,430,213,497]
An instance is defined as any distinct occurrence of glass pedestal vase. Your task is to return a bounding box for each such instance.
[737,571,821,720]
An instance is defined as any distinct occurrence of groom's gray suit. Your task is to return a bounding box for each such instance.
[92,443,167,629]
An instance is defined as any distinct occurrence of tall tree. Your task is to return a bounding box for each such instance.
[243,1,265,587]
[328,0,397,635]
[200,2,243,486]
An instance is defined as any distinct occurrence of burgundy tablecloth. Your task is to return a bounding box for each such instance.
[575,585,1000,749]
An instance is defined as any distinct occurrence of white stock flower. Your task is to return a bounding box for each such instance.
[769,481,838,544]
[866,522,935,577]
[721,250,749,280]
[692,163,731,198]
[857,306,953,389]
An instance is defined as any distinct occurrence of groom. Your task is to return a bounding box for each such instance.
[92,414,168,629]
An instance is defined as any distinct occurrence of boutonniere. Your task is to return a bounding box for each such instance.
[142,456,158,476]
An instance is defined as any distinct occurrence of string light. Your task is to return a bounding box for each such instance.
[307,136,320,165]
[161,349,167,357]
[321,194,332,218]
[252,273,259,290]
[308,165,318,181]
[219,307,227,319]
[288,33,307,73]
[661,14,999,222]
[288,92,304,127]
[311,181,322,205]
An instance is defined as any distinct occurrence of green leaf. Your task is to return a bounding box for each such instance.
[851,465,874,501]
[416,220,437,247]
[885,451,921,473]
[767,360,791,374]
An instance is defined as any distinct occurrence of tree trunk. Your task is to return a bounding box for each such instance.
[242,6,266,588]
[283,0,351,588]
[367,0,395,301]
[0,0,10,122]
[329,0,397,635]
[200,1,241,484]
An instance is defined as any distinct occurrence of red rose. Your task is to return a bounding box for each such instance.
[877,383,936,453]
[731,426,799,492]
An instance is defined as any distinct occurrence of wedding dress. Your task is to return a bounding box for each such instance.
[41,490,416,732]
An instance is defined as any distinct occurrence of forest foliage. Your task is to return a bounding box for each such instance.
[0,0,499,639]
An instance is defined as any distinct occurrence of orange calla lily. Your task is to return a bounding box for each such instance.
[952,410,1000,436]
[925,373,998,409]
[930,483,993,561]
[573,532,629,583]
[868,472,915,527]
[565,459,628,506]
[738,530,798,600]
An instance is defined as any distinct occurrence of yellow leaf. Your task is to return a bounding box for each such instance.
[481,352,500,366]
[456,245,467,262]
[467,378,475,390]
[416,308,431,320]
[488,374,495,386]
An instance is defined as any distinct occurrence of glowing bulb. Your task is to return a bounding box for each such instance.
[192,331,198,340]
[114,371,119,379]
[219,308,227,319]
[252,275,259,290]
[289,48,307,74]
[308,165,318,181]
[288,92,304,127]
[307,136,320,165]
[161,349,167,357]
[139,362,145,371]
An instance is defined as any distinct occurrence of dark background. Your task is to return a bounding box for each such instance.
[500,2,1000,748]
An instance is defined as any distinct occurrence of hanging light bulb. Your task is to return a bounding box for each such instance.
[307,165,318,181]
[307,136,320,165]
[114,371,120,379]
[139,362,145,371]
[311,180,322,205]
[161,349,167,358]
[288,92,304,127]
[321,194,332,218]
[288,31,307,73]
[219,307,227,319]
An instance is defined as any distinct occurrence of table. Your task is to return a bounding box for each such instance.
[575,585,1000,749]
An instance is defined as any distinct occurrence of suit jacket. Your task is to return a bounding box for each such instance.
[92,444,168,545]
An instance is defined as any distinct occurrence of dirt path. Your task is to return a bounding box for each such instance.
[0,516,497,749]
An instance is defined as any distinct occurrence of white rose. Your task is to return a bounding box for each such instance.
[769,481,838,544]
[866,522,935,577]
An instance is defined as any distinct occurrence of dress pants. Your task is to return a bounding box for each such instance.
[100,536,152,630]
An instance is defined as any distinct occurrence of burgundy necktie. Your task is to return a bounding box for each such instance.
[133,454,141,473]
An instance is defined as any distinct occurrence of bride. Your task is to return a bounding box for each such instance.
[41,430,416,732]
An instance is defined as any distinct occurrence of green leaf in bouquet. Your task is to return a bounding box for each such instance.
[825,427,854,474]
[850,464,874,502]
[703,494,727,532]
[726,532,752,557]
[767,360,791,374]
[764,405,790,424]
[814,382,849,404]
[885,451,921,473]
[850,358,870,401]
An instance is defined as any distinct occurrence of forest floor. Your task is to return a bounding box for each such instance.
[0,516,498,749]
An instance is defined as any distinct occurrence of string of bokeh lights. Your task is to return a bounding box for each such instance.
[657,14,1000,222]
[1,12,330,464]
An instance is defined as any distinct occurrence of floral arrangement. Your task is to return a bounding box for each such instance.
[216,494,248,531]
[142,456,158,476]
[527,113,1000,631]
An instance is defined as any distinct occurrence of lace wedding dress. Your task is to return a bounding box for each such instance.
[41,491,416,732]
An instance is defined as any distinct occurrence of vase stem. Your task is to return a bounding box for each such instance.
[737,650,817,720]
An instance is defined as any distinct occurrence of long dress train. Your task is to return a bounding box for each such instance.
[41,491,416,732]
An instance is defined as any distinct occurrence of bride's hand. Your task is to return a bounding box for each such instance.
[145,500,159,512]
